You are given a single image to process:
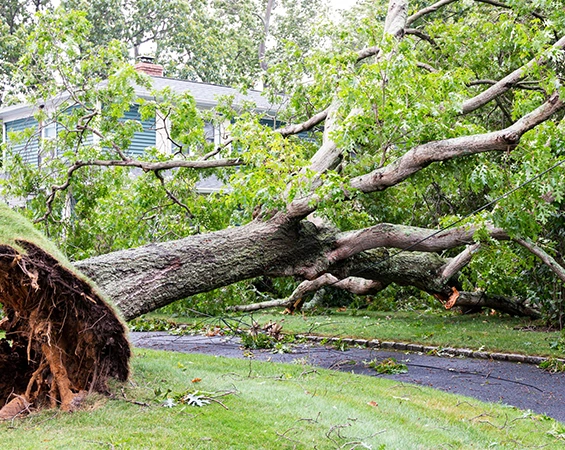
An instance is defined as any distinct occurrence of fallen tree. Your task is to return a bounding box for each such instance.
[74,219,540,320]
[68,0,565,322]
[2,0,565,417]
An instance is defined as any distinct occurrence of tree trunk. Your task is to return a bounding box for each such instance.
[75,216,540,320]
[75,216,335,320]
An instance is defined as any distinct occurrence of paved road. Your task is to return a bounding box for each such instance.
[130,332,565,423]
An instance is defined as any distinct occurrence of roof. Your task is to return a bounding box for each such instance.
[0,75,282,120]
[141,77,280,113]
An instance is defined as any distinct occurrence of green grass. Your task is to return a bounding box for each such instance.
[1,349,564,449]
[147,309,565,358]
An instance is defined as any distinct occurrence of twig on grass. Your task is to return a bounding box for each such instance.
[118,388,150,407]
[298,411,322,424]
[276,427,304,448]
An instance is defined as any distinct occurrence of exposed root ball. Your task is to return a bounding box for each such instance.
[0,240,130,417]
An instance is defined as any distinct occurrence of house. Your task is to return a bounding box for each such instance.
[0,58,281,193]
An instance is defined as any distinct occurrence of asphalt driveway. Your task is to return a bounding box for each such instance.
[130,331,565,423]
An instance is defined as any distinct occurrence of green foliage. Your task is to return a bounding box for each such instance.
[367,357,408,375]
[239,319,290,351]
[159,282,265,317]
[128,316,193,334]
[539,357,565,373]
[239,332,279,350]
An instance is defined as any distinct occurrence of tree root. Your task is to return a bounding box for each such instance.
[0,241,130,418]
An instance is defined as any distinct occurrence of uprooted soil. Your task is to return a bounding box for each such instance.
[131,331,565,423]
[0,241,130,418]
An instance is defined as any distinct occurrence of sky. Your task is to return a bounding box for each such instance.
[330,0,357,10]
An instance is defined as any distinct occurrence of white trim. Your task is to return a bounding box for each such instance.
[155,110,171,154]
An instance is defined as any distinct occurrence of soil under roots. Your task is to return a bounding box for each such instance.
[0,241,130,418]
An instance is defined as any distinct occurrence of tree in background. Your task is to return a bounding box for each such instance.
[57,0,329,87]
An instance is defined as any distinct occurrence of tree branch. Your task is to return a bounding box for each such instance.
[230,274,385,313]
[405,28,438,48]
[416,61,438,72]
[514,237,565,283]
[356,46,381,62]
[461,35,565,114]
[153,170,194,219]
[407,0,519,28]
[35,157,239,223]
[230,297,290,312]
[455,291,540,318]
[308,106,363,174]
[325,249,539,317]
[275,108,329,137]
[474,0,510,9]
[80,125,128,161]
[350,92,564,193]
[384,0,408,39]
[78,157,242,171]
[467,79,545,93]
[328,223,506,264]
[440,243,481,280]
[406,0,459,27]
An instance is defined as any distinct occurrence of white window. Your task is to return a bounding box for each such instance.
[40,122,58,163]
[42,123,57,140]
[204,122,215,143]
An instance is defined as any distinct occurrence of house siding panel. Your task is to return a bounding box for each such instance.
[5,117,40,165]
[123,106,156,156]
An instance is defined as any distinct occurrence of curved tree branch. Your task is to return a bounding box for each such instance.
[230,274,386,313]
[416,61,438,72]
[328,223,506,264]
[514,237,565,283]
[350,92,564,193]
[36,157,240,223]
[461,36,565,114]
[276,108,329,137]
[467,79,544,93]
[406,0,459,27]
[405,28,438,47]
[356,46,382,62]
[440,243,481,280]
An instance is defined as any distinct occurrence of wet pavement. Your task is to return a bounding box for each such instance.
[130,332,565,423]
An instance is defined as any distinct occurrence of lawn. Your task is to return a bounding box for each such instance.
[1,348,564,449]
[145,308,565,358]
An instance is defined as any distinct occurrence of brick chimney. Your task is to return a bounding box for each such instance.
[134,56,164,77]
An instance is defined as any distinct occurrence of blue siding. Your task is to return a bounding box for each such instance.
[123,105,156,156]
[5,117,40,165]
